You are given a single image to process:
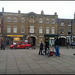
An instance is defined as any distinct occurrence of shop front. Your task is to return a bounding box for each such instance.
[44,34,57,46]
[59,36,66,46]
[4,34,26,45]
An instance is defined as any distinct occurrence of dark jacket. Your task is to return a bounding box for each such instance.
[55,38,61,46]
[40,43,44,50]
[45,41,49,48]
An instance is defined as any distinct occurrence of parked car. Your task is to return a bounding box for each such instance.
[10,42,31,49]
[70,42,75,49]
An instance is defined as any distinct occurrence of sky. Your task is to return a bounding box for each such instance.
[0,1,75,19]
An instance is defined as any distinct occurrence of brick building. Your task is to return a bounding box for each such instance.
[0,8,75,46]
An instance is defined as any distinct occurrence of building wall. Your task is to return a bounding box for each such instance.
[3,12,58,46]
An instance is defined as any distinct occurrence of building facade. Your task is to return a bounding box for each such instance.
[0,8,75,46]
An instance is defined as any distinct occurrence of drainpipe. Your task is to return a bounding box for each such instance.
[71,20,73,43]
[2,7,4,43]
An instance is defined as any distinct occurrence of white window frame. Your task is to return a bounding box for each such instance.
[21,26,25,33]
[7,17,11,22]
[61,22,64,26]
[13,26,17,33]
[13,17,17,22]
[30,26,34,33]
[39,18,43,23]
[51,27,55,34]
[7,26,11,33]
[39,26,43,33]
[46,27,49,34]
[21,18,25,23]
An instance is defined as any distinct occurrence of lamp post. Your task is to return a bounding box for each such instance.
[71,20,73,43]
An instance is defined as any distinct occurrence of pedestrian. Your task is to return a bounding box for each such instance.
[45,40,49,55]
[1,42,5,50]
[55,37,61,57]
[38,41,44,55]
[67,39,69,49]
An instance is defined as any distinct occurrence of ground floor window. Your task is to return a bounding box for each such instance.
[49,38,55,46]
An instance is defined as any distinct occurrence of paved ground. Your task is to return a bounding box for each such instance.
[0,46,75,74]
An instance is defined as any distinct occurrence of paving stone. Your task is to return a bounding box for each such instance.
[0,47,75,74]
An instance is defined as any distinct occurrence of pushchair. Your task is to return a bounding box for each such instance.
[47,46,56,57]
[42,46,56,57]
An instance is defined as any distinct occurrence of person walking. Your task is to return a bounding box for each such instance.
[38,41,44,55]
[1,42,5,50]
[45,40,49,55]
[55,37,60,57]
[67,39,69,49]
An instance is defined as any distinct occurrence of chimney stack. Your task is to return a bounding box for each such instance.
[54,12,57,15]
[18,10,21,14]
[74,12,75,19]
[41,10,44,15]
[2,7,4,16]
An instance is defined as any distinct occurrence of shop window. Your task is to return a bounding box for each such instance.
[46,27,49,34]
[7,17,11,22]
[7,26,11,33]
[14,38,20,42]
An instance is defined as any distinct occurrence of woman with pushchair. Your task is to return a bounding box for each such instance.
[38,41,44,55]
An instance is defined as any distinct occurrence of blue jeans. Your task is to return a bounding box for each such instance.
[55,45,60,56]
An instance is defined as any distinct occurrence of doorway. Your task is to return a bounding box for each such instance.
[59,38,65,46]
[28,37,36,46]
